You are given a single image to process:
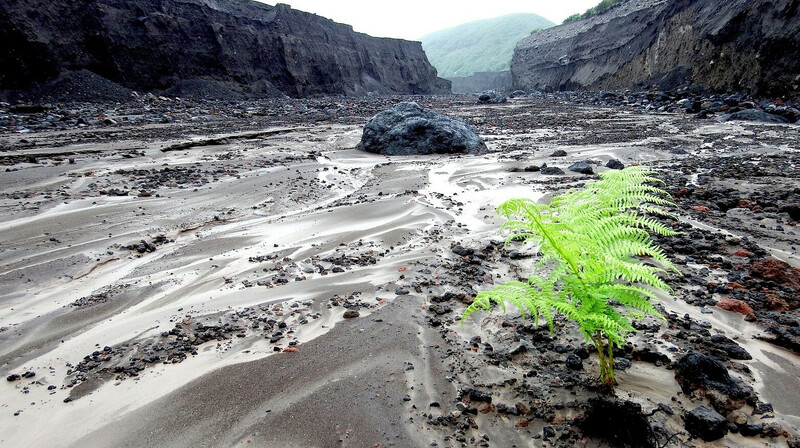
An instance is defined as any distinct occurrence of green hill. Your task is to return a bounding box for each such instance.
[420,13,555,78]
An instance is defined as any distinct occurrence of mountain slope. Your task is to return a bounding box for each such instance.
[421,13,554,78]
[511,0,800,97]
[0,0,450,101]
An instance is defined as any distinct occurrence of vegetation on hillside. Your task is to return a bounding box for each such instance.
[420,13,554,78]
[463,167,678,385]
[563,0,629,24]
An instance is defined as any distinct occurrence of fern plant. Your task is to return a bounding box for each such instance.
[463,166,678,385]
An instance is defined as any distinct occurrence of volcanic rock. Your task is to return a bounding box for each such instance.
[356,102,487,155]
[675,352,747,414]
[684,405,728,441]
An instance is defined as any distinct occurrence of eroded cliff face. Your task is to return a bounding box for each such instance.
[511,0,800,97]
[0,0,450,100]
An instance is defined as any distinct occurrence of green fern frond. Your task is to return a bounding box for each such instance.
[463,166,677,385]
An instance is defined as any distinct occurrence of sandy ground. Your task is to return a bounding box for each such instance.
[1,97,799,447]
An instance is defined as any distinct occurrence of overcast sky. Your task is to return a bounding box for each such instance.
[267,1,600,40]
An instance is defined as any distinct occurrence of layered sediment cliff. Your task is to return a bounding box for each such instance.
[511,0,800,97]
[0,0,450,100]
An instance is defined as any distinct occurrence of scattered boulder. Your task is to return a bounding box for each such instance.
[568,160,594,175]
[477,91,507,104]
[565,353,583,370]
[750,258,800,290]
[716,298,754,317]
[550,149,567,157]
[356,102,487,155]
[540,164,565,175]
[606,158,625,170]
[684,405,728,441]
[342,310,360,319]
[675,352,747,414]
[578,399,657,448]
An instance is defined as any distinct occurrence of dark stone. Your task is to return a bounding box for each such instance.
[550,149,567,157]
[710,334,751,360]
[342,310,360,319]
[606,158,625,170]
[452,245,475,256]
[466,388,492,403]
[720,109,790,124]
[6,374,21,382]
[675,352,746,413]
[684,406,728,441]
[356,102,487,155]
[542,426,556,439]
[578,399,657,448]
[394,288,410,295]
[740,423,764,437]
[614,357,631,371]
[477,91,507,104]
[568,160,594,174]
[565,353,583,370]
[540,164,565,175]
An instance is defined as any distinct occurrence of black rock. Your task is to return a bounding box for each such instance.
[565,353,583,370]
[342,310,360,319]
[452,245,475,256]
[466,388,492,403]
[568,161,594,175]
[720,109,790,124]
[541,165,565,175]
[606,158,625,170]
[550,149,567,157]
[542,426,556,439]
[578,399,657,448]
[477,91,507,104]
[356,102,487,155]
[740,423,764,437]
[6,374,21,382]
[675,352,746,413]
[710,334,751,360]
[684,405,728,441]
[614,357,631,371]
[394,288,410,295]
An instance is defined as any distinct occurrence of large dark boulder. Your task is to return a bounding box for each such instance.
[675,352,747,414]
[0,0,451,101]
[356,102,487,155]
[684,405,728,441]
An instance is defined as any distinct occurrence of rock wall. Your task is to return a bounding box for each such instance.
[511,0,800,97]
[0,0,450,100]
[448,71,512,94]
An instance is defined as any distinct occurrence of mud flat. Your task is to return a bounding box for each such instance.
[1,96,799,447]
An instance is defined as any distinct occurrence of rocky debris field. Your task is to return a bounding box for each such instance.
[1,93,799,448]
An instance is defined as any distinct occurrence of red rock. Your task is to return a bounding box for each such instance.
[737,199,753,208]
[733,249,752,257]
[676,188,690,196]
[282,347,300,353]
[750,258,800,290]
[764,294,792,311]
[717,298,755,316]
[727,282,747,290]
[691,205,712,213]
